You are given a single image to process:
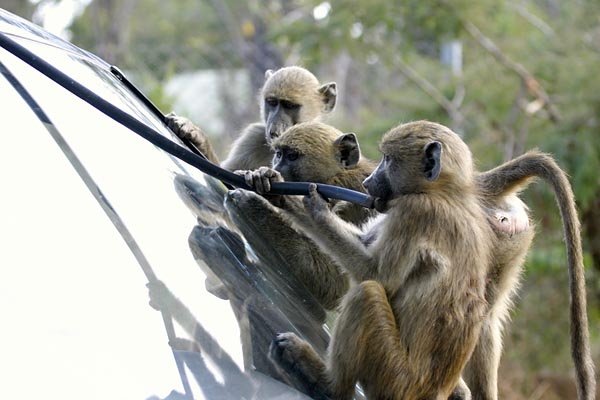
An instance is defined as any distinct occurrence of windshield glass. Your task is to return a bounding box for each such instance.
[0,9,325,400]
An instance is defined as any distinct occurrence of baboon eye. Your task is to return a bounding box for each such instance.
[384,154,391,163]
[265,97,278,107]
[281,100,301,110]
[274,149,283,160]
[287,151,299,161]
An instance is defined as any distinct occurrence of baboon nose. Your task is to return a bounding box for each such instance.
[265,124,279,139]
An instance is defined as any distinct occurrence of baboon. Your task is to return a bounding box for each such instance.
[269,121,494,400]
[227,122,377,310]
[167,66,337,171]
[168,67,337,304]
[237,121,377,225]
[258,122,594,400]
[468,150,596,400]
[169,81,340,395]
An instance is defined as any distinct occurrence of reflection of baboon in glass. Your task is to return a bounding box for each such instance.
[173,177,330,397]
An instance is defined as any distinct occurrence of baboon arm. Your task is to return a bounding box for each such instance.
[222,123,273,171]
[302,185,376,280]
[281,191,364,238]
[224,189,349,310]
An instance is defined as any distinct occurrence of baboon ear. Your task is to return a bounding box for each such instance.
[423,141,442,181]
[264,69,274,80]
[334,133,360,169]
[318,82,337,113]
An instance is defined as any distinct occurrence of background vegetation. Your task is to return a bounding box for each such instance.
[6,0,600,398]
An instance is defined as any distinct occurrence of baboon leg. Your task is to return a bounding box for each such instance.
[270,281,401,400]
[463,317,502,400]
[328,280,404,400]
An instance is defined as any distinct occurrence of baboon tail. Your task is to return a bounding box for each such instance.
[479,150,596,400]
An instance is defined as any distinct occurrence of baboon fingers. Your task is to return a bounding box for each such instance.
[165,113,196,140]
[233,168,284,194]
[253,167,283,194]
[232,169,255,190]
[253,169,270,194]
[303,183,329,221]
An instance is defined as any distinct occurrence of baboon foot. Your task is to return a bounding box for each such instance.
[270,332,330,399]
[225,188,273,210]
[448,378,471,400]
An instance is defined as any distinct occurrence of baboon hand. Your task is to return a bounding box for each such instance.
[165,112,208,143]
[303,183,330,222]
[226,188,271,209]
[233,166,283,194]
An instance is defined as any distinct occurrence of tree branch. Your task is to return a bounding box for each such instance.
[439,0,560,122]
[394,56,464,131]
[460,18,560,122]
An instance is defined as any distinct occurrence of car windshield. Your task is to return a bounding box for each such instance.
[0,9,331,400]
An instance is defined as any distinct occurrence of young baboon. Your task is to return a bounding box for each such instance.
[467,151,596,400]
[269,121,494,400]
[237,121,377,225]
[167,66,337,171]
[227,122,377,310]
[168,67,337,305]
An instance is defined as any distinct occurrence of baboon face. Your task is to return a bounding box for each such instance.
[272,122,359,183]
[363,122,445,208]
[272,144,303,182]
[261,67,337,143]
[263,97,302,143]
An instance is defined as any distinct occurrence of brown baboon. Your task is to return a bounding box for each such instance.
[226,122,377,310]
[168,67,337,305]
[237,121,377,225]
[269,121,494,400]
[467,151,596,400]
[167,66,337,171]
